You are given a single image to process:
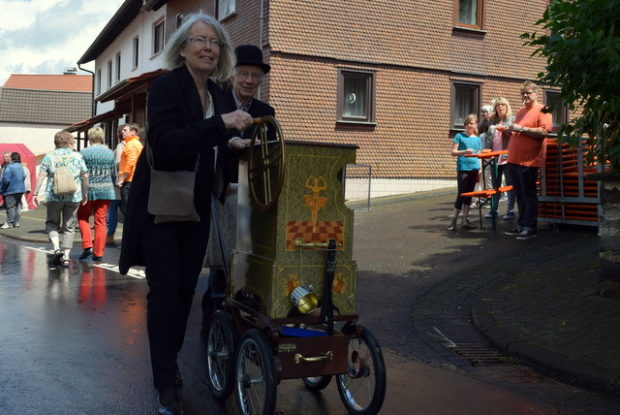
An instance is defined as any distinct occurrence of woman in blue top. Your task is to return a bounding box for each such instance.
[449,113,482,231]
[1,152,26,229]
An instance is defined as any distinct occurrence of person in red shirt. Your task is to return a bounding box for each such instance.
[505,81,552,240]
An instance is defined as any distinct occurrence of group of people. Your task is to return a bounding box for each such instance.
[30,122,143,267]
[449,80,553,241]
[0,150,30,228]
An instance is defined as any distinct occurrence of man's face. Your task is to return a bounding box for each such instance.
[481,110,491,121]
[521,89,538,106]
[121,126,133,139]
[3,153,11,163]
[232,65,265,102]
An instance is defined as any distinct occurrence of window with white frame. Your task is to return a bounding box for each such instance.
[452,82,480,129]
[456,0,484,29]
[337,69,376,123]
[115,52,121,82]
[96,68,101,95]
[217,0,236,20]
[133,36,139,69]
[107,60,112,88]
[153,19,165,55]
[545,90,566,133]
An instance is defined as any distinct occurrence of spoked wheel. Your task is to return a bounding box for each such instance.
[337,326,386,415]
[248,115,285,211]
[302,375,332,392]
[235,329,277,415]
[205,310,236,399]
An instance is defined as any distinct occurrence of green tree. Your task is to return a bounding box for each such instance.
[522,0,620,173]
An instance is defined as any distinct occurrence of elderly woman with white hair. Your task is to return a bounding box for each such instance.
[119,13,253,413]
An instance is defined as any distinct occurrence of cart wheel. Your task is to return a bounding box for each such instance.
[248,116,285,211]
[205,310,236,400]
[303,375,332,392]
[337,326,386,415]
[235,329,277,415]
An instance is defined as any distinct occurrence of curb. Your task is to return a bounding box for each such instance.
[472,286,620,395]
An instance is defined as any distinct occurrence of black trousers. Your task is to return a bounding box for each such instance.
[454,170,479,209]
[142,218,210,389]
[506,163,539,230]
[120,182,131,215]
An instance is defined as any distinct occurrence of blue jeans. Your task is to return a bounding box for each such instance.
[107,199,120,236]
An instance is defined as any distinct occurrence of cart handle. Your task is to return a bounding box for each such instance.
[294,351,333,364]
[294,239,343,249]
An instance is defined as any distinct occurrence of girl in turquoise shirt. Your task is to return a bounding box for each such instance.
[449,113,482,231]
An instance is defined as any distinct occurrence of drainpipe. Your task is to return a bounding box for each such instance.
[258,0,265,99]
[78,63,96,118]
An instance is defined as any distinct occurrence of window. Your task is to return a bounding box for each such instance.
[452,82,480,129]
[153,19,165,55]
[545,90,567,133]
[96,68,101,95]
[176,12,184,29]
[133,36,139,68]
[337,69,376,123]
[115,52,121,82]
[456,0,483,29]
[217,0,236,20]
[107,60,112,88]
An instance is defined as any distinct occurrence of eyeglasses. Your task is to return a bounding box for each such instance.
[236,71,264,81]
[521,90,535,96]
[187,37,221,48]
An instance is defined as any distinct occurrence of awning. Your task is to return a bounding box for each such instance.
[96,69,167,103]
[65,110,115,132]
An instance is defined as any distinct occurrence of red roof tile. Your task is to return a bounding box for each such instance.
[3,74,92,92]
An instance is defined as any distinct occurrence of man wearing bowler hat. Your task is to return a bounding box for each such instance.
[202,45,276,327]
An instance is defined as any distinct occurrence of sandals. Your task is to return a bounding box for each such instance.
[461,220,477,230]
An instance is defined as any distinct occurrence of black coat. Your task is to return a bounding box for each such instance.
[119,65,230,274]
[220,87,276,183]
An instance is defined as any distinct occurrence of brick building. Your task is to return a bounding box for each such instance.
[77,0,562,197]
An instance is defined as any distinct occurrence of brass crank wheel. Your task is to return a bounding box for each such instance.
[248,116,286,210]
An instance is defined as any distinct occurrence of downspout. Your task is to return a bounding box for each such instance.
[258,0,265,98]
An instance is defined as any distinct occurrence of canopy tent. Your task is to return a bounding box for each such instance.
[0,143,36,209]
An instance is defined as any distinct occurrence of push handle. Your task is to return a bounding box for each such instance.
[294,351,333,364]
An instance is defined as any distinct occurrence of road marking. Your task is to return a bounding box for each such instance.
[433,327,457,347]
[25,246,145,279]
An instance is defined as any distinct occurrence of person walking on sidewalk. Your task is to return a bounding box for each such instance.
[116,123,142,215]
[505,81,552,240]
[448,114,482,231]
[77,127,116,262]
[32,131,88,267]
[106,126,125,245]
[1,152,26,229]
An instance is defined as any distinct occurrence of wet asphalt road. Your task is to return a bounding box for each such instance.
[1,193,620,414]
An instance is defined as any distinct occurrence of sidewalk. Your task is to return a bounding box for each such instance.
[2,192,619,396]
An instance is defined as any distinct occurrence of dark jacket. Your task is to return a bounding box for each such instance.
[119,65,229,274]
[220,86,275,183]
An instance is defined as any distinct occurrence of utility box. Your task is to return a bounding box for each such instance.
[230,140,358,319]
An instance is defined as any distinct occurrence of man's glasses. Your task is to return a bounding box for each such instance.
[236,71,264,81]
[521,91,535,96]
[187,37,221,48]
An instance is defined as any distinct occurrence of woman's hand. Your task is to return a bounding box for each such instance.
[221,110,254,132]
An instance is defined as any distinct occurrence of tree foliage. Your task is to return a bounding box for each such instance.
[522,0,620,173]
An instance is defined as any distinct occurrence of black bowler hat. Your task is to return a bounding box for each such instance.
[235,45,270,74]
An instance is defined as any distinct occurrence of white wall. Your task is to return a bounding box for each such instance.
[93,7,167,115]
[0,122,65,155]
[345,178,455,201]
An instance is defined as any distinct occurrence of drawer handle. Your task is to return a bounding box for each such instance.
[294,351,333,364]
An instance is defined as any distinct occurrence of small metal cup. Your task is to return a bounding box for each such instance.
[290,285,319,314]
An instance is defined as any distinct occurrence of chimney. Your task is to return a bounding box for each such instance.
[64,67,77,75]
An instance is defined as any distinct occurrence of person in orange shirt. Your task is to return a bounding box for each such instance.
[117,123,143,215]
[504,81,552,240]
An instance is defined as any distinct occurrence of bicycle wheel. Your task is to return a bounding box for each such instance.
[302,375,332,392]
[337,326,386,415]
[235,329,277,415]
[205,310,236,399]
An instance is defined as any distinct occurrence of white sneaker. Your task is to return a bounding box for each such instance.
[0,223,11,229]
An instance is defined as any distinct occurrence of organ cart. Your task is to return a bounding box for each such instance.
[203,117,386,415]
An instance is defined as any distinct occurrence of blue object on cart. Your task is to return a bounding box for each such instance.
[280,326,328,337]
